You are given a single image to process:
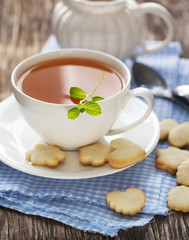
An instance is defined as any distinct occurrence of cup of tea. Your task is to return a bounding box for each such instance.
[11,49,154,150]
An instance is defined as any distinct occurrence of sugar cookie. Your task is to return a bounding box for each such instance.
[168,122,189,148]
[155,146,189,175]
[79,142,111,167]
[159,118,178,141]
[176,159,189,186]
[25,144,66,167]
[106,188,146,216]
[108,138,146,169]
[167,186,189,212]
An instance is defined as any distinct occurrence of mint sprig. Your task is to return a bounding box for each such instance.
[67,74,104,119]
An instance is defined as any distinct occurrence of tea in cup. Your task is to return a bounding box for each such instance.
[11,49,154,150]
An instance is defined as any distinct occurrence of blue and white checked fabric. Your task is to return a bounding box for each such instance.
[0,36,188,236]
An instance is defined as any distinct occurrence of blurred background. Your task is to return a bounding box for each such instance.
[0,0,188,100]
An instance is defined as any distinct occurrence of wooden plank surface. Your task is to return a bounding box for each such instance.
[0,0,189,239]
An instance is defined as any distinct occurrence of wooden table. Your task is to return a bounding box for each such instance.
[0,0,189,239]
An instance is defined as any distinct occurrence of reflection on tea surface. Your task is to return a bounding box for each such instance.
[17,58,124,104]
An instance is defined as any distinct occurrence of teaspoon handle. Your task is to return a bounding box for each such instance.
[172,92,189,109]
[152,89,189,109]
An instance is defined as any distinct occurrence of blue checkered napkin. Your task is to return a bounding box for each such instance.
[0,36,188,236]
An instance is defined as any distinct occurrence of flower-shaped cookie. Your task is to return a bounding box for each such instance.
[155,146,189,175]
[26,144,66,167]
[79,142,111,167]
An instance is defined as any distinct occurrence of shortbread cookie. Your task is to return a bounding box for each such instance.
[167,186,189,212]
[176,159,189,186]
[108,138,146,169]
[106,188,146,216]
[155,146,189,175]
[26,144,66,167]
[159,119,179,141]
[168,122,189,148]
[79,142,111,167]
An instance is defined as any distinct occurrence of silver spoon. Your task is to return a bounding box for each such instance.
[132,61,189,109]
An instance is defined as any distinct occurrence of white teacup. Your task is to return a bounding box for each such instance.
[11,49,154,150]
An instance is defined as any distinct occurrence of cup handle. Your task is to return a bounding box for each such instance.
[106,87,154,136]
[132,3,174,56]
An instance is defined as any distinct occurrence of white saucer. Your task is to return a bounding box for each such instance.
[0,95,160,179]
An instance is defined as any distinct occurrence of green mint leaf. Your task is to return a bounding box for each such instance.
[69,87,86,100]
[92,96,104,102]
[83,101,101,116]
[67,107,80,119]
[78,104,83,109]
[78,103,85,113]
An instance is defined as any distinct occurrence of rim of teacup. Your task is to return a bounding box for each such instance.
[11,48,131,106]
